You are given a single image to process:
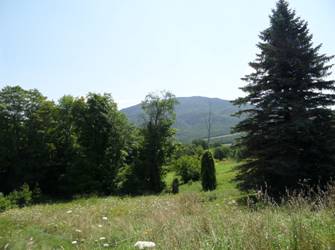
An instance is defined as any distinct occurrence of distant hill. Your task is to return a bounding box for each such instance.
[121,96,246,143]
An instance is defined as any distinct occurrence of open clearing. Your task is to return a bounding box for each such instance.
[1,160,335,249]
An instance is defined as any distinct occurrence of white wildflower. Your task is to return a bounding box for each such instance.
[98,224,103,228]
[99,237,106,240]
[66,210,72,214]
[71,240,77,244]
[103,243,110,247]
[102,216,108,220]
[75,229,82,233]
[134,241,156,249]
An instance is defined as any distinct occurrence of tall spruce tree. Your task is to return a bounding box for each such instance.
[233,0,335,196]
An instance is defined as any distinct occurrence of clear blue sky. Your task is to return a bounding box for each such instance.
[1,0,334,108]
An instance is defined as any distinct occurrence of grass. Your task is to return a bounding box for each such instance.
[1,159,335,249]
[166,159,245,199]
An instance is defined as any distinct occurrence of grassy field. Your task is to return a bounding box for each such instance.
[1,160,335,249]
[166,159,244,198]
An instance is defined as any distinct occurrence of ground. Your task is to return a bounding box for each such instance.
[1,160,334,249]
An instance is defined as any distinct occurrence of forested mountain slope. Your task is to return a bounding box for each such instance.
[122,96,244,143]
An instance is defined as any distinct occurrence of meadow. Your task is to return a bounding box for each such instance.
[1,160,334,250]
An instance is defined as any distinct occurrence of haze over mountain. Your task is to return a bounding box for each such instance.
[122,96,245,143]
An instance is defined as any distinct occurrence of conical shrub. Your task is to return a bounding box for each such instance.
[201,151,216,191]
[171,178,179,194]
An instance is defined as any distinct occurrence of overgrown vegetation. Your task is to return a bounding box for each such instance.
[0,183,334,249]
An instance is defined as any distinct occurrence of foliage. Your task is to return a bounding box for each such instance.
[213,145,230,160]
[0,194,11,212]
[66,93,134,195]
[171,178,179,194]
[0,184,37,212]
[173,143,204,160]
[7,183,33,208]
[114,164,142,195]
[140,91,178,193]
[0,86,139,197]
[228,145,245,162]
[173,156,200,183]
[0,86,58,195]
[233,0,335,196]
[191,139,208,149]
[201,151,217,191]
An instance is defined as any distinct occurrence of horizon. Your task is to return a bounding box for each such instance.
[1,0,334,109]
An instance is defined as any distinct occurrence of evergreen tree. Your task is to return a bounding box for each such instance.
[233,0,335,196]
[201,151,216,191]
[171,178,179,194]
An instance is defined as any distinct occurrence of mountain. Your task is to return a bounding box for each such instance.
[121,96,245,143]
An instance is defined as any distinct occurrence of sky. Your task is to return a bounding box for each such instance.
[0,0,334,109]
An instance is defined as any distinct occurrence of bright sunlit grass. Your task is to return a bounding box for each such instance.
[1,160,334,249]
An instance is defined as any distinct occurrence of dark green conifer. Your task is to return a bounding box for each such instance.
[171,178,179,194]
[233,0,335,196]
[201,151,217,191]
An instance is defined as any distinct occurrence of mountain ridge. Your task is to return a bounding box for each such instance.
[121,96,244,143]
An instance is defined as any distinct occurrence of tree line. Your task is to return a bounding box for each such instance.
[0,87,177,198]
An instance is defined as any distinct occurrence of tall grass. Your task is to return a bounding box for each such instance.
[1,185,335,249]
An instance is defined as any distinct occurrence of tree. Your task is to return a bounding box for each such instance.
[52,95,78,196]
[0,86,57,195]
[201,151,216,191]
[140,91,177,193]
[67,93,133,195]
[0,86,139,197]
[171,178,179,194]
[233,0,335,196]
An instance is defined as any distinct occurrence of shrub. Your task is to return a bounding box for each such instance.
[171,178,179,194]
[201,151,216,191]
[115,164,142,195]
[7,183,33,208]
[230,146,245,161]
[0,193,12,212]
[173,156,200,183]
[213,145,230,160]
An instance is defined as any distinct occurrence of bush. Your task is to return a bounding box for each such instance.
[173,156,200,183]
[201,151,217,191]
[115,164,143,195]
[0,193,12,212]
[229,146,245,161]
[0,184,34,212]
[213,145,230,160]
[171,178,179,194]
[7,183,33,208]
